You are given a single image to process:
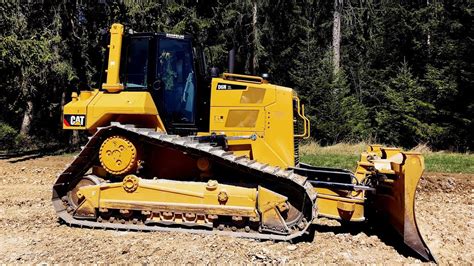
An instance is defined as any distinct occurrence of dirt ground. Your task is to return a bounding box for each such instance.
[0,155,472,264]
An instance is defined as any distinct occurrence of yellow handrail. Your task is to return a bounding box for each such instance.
[293,96,310,139]
[222,73,265,84]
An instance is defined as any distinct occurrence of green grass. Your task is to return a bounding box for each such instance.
[424,153,474,173]
[301,154,359,171]
[300,142,474,174]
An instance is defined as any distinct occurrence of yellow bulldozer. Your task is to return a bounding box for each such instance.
[53,23,435,261]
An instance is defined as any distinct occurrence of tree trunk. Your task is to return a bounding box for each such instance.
[20,100,34,136]
[251,0,258,75]
[60,90,67,126]
[426,0,431,48]
[71,130,80,147]
[332,0,342,75]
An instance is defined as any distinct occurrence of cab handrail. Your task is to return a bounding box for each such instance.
[222,73,266,84]
[293,96,310,139]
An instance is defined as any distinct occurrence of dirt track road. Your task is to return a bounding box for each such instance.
[0,155,472,264]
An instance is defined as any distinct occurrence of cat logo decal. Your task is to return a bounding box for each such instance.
[63,115,86,127]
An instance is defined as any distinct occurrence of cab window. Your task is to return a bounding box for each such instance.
[124,37,150,89]
[157,38,196,124]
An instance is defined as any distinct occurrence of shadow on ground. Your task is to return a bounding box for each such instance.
[0,146,72,163]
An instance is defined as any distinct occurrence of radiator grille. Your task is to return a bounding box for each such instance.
[293,99,300,166]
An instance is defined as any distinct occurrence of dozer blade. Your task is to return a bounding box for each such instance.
[369,151,436,262]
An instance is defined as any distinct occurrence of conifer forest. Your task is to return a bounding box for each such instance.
[0,1,472,151]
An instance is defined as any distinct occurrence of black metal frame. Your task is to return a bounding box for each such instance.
[291,163,374,191]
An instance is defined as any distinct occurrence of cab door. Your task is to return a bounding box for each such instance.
[154,36,197,130]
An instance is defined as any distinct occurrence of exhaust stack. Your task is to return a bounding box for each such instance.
[228,48,235,73]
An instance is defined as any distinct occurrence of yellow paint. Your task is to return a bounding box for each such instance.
[77,178,260,218]
[75,176,299,232]
[62,23,164,131]
[315,145,425,224]
[209,77,298,168]
[257,186,290,231]
[222,73,267,84]
[240,87,266,104]
[293,96,310,139]
[99,136,138,175]
[62,89,99,130]
[225,110,260,128]
[63,90,166,131]
[315,188,365,222]
[102,23,124,92]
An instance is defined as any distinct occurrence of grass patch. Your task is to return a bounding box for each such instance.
[300,142,367,156]
[300,142,474,174]
[300,142,363,171]
[424,153,474,173]
[301,153,358,170]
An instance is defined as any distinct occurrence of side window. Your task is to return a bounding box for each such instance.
[157,38,196,124]
[124,37,150,89]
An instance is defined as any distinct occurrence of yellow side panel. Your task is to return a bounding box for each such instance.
[87,91,161,129]
[63,90,100,130]
[212,107,265,132]
[260,86,295,167]
[240,87,266,104]
[210,78,276,107]
[208,77,295,168]
[225,110,259,128]
[63,90,165,131]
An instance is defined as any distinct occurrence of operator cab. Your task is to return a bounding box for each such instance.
[115,32,209,135]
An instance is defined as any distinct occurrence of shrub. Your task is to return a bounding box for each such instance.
[0,122,18,150]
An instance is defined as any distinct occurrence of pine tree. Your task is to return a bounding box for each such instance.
[375,62,442,147]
